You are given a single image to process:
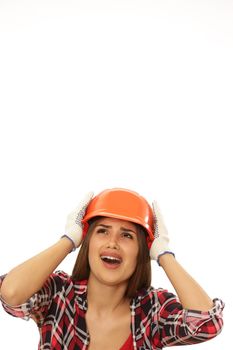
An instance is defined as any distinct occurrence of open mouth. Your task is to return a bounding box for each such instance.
[100,255,122,265]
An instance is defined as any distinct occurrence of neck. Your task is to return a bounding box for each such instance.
[86,272,130,317]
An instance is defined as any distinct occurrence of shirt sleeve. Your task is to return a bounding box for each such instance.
[156,289,225,346]
[0,270,70,327]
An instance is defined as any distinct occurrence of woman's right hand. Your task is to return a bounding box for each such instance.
[63,191,94,250]
[0,192,94,306]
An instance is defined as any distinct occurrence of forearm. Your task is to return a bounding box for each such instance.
[159,254,213,311]
[0,237,73,306]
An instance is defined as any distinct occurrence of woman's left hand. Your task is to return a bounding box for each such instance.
[150,200,175,265]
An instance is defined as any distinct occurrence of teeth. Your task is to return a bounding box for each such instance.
[101,255,122,263]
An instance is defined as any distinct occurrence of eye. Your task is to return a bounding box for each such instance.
[96,228,108,234]
[122,232,133,239]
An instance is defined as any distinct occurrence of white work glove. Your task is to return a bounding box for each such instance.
[61,191,94,251]
[150,200,175,265]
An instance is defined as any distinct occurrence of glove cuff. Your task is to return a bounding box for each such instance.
[60,235,77,253]
[157,251,175,266]
[61,226,83,252]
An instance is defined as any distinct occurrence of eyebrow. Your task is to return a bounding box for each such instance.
[96,224,136,234]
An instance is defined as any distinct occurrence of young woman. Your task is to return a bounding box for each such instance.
[0,188,224,350]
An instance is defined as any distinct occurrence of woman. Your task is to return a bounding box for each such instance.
[0,188,224,350]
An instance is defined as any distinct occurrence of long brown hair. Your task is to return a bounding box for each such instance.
[71,216,151,298]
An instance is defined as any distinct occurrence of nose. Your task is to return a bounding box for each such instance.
[106,232,120,249]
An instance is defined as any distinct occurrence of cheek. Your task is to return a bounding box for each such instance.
[88,233,98,249]
[126,245,139,267]
[88,236,101,263]
[87,238,95,265]
[132,253,139,268]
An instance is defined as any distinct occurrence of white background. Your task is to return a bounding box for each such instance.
[0,0,231,348]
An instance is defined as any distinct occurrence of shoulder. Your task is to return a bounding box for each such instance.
[44,270,88,296]
[133,286,181,312]
[135,285,177,301]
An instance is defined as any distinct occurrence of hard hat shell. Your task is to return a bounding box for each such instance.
[81,188,154,247]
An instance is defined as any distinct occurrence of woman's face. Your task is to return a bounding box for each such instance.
[88,217,139,287]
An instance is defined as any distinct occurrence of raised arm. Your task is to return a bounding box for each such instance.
[0,238,73,306]
[159,253,213,311]
[150,200,224,346]
[150,200,217,311]
[0,192,93,306]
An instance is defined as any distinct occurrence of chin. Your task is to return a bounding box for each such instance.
[91,271,129,287]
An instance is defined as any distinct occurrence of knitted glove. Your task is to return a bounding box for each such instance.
[61,191,94,251]
[150,200,175,265]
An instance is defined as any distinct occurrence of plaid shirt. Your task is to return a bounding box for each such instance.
[0,270,224,350]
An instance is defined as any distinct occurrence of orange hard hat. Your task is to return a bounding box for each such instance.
[81,188,154,247]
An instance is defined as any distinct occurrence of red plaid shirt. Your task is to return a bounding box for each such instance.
[0,270,224,350]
